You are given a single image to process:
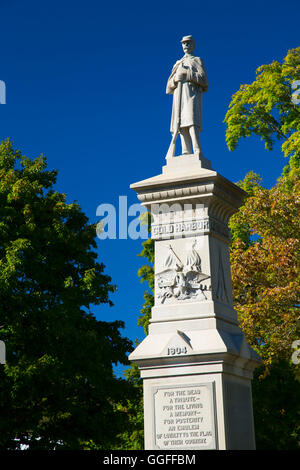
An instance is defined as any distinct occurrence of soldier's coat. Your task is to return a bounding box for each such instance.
[166,55,208,133]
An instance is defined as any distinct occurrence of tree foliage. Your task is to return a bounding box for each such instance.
[225,47,300,370]
[116,214,154,450]
[225,47,300,448]
[252,358,300,450]
[230,169,300,369]
[115,359,144,450]
[0,139,134,449]
[224,47,300,174]
[137,236,154,336]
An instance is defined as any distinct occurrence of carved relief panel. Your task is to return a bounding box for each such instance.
[155,239,211,305]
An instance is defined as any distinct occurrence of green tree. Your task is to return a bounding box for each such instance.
[225,47,300,448]
[229,170,300,367]
[117,215,154,450]
[225,47,300,368]
[0,139,134,450]
[115,360,144,450]
[224,47,300,175]
[137,234,154,336]
[252,360,300,450]
[229,169,300,449]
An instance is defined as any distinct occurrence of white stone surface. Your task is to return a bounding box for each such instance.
[163,153,212,174]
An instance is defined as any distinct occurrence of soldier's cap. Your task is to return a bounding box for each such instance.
[180,35,195,43]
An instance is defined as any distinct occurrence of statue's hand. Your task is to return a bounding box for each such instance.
[175,69,187,83]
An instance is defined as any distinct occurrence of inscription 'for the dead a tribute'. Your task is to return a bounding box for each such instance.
[153,383,216,449]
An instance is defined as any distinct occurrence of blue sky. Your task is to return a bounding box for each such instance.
[0,0,298,371]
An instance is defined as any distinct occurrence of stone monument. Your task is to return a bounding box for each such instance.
[129,35,261,450]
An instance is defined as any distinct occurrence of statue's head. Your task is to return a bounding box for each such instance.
[180,35,195,55]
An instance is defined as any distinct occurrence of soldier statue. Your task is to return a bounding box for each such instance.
[166,35,208,158]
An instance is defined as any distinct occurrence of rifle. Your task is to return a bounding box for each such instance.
[166,78,183,161]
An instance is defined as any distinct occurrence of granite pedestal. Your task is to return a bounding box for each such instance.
[129,154,261,450]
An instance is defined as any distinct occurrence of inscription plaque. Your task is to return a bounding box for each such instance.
[151,218,229,240]
[152,383,217,450]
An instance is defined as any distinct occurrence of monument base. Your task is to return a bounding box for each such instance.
[130,319,259,450]
[143,370,256,450]
[163,153,212,176]
[130,154,261,450]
